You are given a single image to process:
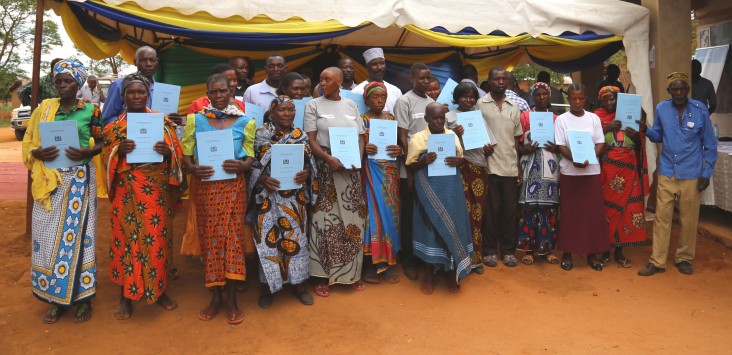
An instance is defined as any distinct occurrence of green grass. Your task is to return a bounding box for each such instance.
[0,118,10,128]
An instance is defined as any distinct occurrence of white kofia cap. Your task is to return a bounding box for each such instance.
[363,48,385,64]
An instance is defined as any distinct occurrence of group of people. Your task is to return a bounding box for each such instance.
[23,45,717,326]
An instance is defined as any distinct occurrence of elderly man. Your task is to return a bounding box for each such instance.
[691,59,717,114]
[243,53,286,109]
[477,66,523,268]
[638,72,717,277]
[102,46,159,125]
[77,75,105,106]
[352,48,402,113]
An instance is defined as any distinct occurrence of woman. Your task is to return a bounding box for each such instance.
[515,83,561,265]
[187,63,245,114]
[426,76,442,102]
[361,81,402,284]
[23,59,101,324]
[182,73,256,325]
[103,73,184,320]
[595,86,649,267]
[444,83,491,274]
[554,84,611,271]
[249,96,318,308]
[304,67,368,297]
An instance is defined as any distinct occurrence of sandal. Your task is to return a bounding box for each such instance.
[73,301,92,324]
[545,254,560,264]
[227,309,245,325]
[350,279,366,291]
[381,269,400,284]
[197,305,219,321]
[313,284,331,297]
[42,305,64,324]
[521,254,534,265]
[615,256,632,268]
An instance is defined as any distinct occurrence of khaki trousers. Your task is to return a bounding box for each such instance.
[649,175,701,268]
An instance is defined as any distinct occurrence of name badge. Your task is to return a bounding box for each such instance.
[319,114,335,120]
[686,121,695,129]
[345,115,356,120]
[413,113,425,120]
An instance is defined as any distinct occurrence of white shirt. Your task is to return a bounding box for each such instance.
[242,80,278,109]
[554,110,605,176]
[351,80,403,114]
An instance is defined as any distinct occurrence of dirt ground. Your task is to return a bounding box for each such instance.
[1,126,732,354]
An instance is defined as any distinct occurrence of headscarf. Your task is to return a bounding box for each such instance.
[269,95,294,112]
[121,72,151,96]
[53,59,87,87]
[598,85,620,102]
[666,72,689,87]
[362,81,387,100]
[529,82,551,97]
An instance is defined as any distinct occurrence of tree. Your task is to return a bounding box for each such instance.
[0,0,62,101]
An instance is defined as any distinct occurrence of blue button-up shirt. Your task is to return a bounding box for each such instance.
[101,76,155,126]
[646,98,717,179]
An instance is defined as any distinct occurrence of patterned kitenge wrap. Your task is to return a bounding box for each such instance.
[103,109,184,303]
[361,113,400,273]
[23,97,102,306]
[516,110,560,254]
[460,161,488,267]
[309,147,368,285]
[248,122,318,293]
[412,153,473,283]
[54,58,88,87]
[595,107,649,247]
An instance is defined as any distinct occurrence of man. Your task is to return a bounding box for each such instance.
[18,58,62,106]
[508,71,533,108]
[537,71,565,115]
[338,58,357,90]
[476,66,522,268]
[637,72,717,277]
[102,46,159,125]
[505,72,530,112]
[691,59,717,114]
[394,62,435,280]
[243,53,286,109]
[595,64,625,95]
[352,48,403,113]
[229,56,254,99]
[460,64,487,97]
[76,75,106,105]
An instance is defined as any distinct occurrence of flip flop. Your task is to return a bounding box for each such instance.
[198,305,219,321]
[313,284,330,297]
[545,254,560,264]
[42,305,64,324]
[381,269,400,284]
[350,279,366,291]
[73,302,92,324]
[615,256,632,268]
[521,254,534,265]
[227,309,245,325]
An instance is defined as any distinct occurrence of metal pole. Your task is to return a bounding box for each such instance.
[26,0,45,236]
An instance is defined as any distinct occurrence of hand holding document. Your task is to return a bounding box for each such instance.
[427,133,457,176]
[38,120,80,169]
[529,111,555,147]
[616,93,641,131]
[271,144,305,190]
[329,127,361,169]
[368,119,397,160]
[567,130,598,165]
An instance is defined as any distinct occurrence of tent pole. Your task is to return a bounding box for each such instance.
[26,0,45,236]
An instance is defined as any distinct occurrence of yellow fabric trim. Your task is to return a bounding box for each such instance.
[465,49,527,76]
[22,99,63,211]
[180,84,209,115]
[527,35,623,62]
[57,1,122,60]
[243,120,256,157]
[96,0,361,33]
[91,138,108,198]
[182,113,197,156]
[404,25,531,48]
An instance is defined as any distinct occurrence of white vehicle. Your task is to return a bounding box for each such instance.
[10,106,31,141]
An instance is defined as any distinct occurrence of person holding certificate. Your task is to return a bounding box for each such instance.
[181,73,256,325]
[405,103,472,295]
[304,67,368,297]
[360,81,403,284]
[248,96,318,308]
[102,73,184,320]
[595,86,649,268]
[554,84,610,271]
[444,82,493,274]
[515,83,561,266]
[22,59,102,324]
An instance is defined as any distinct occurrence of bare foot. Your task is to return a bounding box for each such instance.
[421,272,434,295]
[114,298,132,321]
[156,293,178,311]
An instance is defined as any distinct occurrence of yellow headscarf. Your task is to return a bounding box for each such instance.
[21,98,63,211]
[666,72,689,87]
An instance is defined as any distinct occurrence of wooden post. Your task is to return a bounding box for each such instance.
[26,0,45,236]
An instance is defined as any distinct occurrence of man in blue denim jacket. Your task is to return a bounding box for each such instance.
[638,72,717,276]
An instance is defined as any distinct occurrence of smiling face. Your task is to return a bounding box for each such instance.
[207,80,231,110]
[53,73,79,101]
[135,48,158,78]
[457,90,476,112]
[123,82,149,112]
[367,58,386,82]
[271,100,296,131]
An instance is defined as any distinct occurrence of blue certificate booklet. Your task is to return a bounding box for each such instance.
[427,133,457,176]
[436,78,459,112]
[456,110,490,150]
[150,82,181,114]
[196,129,236,181]
[271,144,305,190]
[38,120,80,169]
[566,130,598,165]
[529,111,555,146]
[368,119,397,161]
[293,97,312,130]
[340,89,368,115]
[616,93,641,130]
[328,126,361,169]
[126,113,164,163]
[246,104,265,128]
